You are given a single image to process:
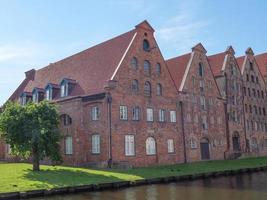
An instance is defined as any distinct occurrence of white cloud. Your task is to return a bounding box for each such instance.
[157,1,213,56]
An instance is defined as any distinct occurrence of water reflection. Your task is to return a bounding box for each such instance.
[34,172,267,200]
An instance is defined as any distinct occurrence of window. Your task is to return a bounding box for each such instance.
[199,63,204,77]
[249,105,252,113]
[92,134,100,154]
[262,91,264,99]
[248,88,251,97]
[200,96,206,110]
[61,114,72,126]
[189,139,197,149]
[147,108,153,122]
[186,113,191,122]
[251,75,254,83]
[254,106,257,115]
[132,106,140,121]
[192,76,196,88]
[91,106,100,120]
[194,115,199,123]
[120,106,128,120]
[132,79,139,92]
[250,61,253,71]
[46,87,52,101]
[146,137,156,155]
[65,136,73,155]
[156,83,162,96]
[245,104,248,112]
[256,77,259,84]
[167,139,174,153]
[131,57,138,70]
[125,135,135,156]
[144,60,151,75]
[199,80,204,92]
[257,90,260,98]
[61,82,68,97]
[156,63,161,75]
[143,39,150,51]
[263,108,266,116]
[170,111,177,123]
[158,109,165,122]
[202,116,208,130]
[144,81,151,96]
[32,91,39,103]
[252,89,256,97]
[246,74,249,81]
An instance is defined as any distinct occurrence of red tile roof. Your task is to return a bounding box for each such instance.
[255,53,267,77]
[208,52,226,77]
[236,56,245,72]
[9,29,136,100]
[165,53,191,91]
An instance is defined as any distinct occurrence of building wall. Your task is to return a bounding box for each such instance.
[180,49,227,162]
[242,53,267,156]
[108,25,184,167]
[215,53,247,155]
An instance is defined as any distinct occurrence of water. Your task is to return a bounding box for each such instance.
[35,172,267,200]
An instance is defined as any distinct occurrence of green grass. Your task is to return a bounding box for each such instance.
[1,156,267,193]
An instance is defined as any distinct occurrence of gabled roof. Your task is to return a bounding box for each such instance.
[9,27,137,101]
[255,53,267,77]
[208,52,226,77]
[165,53,191,91]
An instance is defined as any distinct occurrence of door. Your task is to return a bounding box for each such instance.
[200,138,210,160]
[233,136,240,151]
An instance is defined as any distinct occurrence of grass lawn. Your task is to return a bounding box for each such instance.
[1,156,267,193]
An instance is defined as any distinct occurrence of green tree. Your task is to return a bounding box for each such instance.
[0,101,62,171]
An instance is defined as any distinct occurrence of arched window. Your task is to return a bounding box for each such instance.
[144,60,151,75]
[131,57,138,70]
[60,114,72,126]
[146,137,156,155]
[143,39,150,51]
[132,79,139,92]
[199,63,204,77]
[156,63,161,75]
[144,81,151,96]
[156,83,162,96]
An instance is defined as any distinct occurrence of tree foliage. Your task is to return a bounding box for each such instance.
[0,101,62,171]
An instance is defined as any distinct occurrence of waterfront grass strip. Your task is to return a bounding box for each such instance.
[1,156,267,193]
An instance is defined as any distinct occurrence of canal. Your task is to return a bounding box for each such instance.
[34,171,267,200]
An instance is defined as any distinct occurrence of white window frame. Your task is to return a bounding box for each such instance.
[158,109,165,122]
[132,106,140,121]
[92,134,100,154]
[32,92,38,103]
[91,106,100,121]
[190,139,197,149]
[61,83,68,97]
[46,88,52,101]
[146,137,156,155]
[120,106,128,120]
[65,136,73,155]
[170,111,177,123]
[146,108,154,122]
[167,139,174,153]
[125,135,135,156]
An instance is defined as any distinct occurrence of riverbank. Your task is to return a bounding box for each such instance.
[1,156,267,199]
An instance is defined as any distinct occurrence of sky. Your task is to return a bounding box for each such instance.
[0,0,267,105]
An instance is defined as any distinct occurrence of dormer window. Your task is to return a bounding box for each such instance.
[45,83,60,100]
[60,78,76,98]
[46,86,52,101]
[32,88,44,103]
[20,92,32,106]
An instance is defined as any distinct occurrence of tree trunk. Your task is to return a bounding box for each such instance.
[32,145,40,171]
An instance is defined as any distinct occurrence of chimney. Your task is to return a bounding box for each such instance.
[25,69,36,81]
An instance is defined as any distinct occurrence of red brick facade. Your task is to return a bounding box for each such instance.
[1,20,267,167]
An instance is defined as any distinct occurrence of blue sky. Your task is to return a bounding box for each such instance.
[0,0,267,105]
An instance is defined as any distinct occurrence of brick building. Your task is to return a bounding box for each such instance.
[166,43,227,162]
[237,48,267,155]
[1,20,267,167]
[208,46,247,158]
